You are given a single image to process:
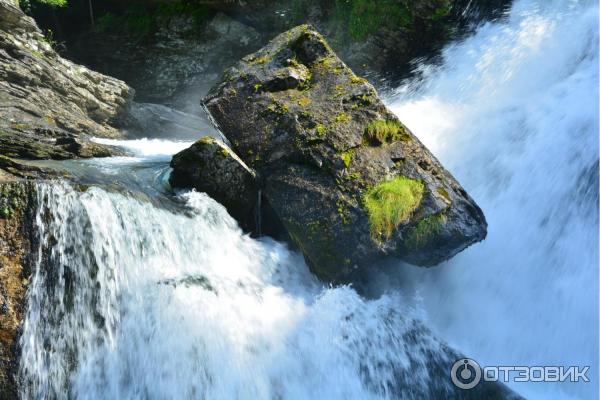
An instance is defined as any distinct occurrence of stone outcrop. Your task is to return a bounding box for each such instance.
[0,0,134,160]
[200,25,487,282]
[170,136,258,230]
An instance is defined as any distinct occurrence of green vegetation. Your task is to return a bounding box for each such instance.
[297,96,311,107]
[95,1,212,37]
[340,149,354,168]
[20,0,67,9]
[196,136,214,145]
[404,213,446,249]
[335,112,349,123]
[266,101,289,115]
[332,0,412,41]
[0,182,26,220]
[336,199,349,225]
[437,187,451,203]
[364,119,410,145]
[290,0,451,46]
[315,124,327,137]
[248,55,269,65]
[363,176,424,239]
[349,75,367,85]
[431,6,451,21]
[216,147,230,158]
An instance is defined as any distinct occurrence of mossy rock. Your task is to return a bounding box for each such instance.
[202,24,487,282]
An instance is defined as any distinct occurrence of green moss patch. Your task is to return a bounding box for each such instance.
[216,148,230,158]
[315,124,327,137]
[340,149,354,168]
[248,55,269,65]
[364,119,410,145]
[0,182,27,220]
[436,187,451,203]
[363,176,424,239]
[335,112,349,123]
[404,213,446,250]
[94,1,213,37]
[196,136,214,145]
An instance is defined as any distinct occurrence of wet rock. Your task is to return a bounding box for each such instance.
[203,25,487,282]
[170,136,258,231]
[0,180,36,400]
[0,0,134,160]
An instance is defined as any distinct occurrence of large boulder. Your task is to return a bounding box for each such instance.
[0,0,134,160]
[201,25,487,282]
[170,136,258,231]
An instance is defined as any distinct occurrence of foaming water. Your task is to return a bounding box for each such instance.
[19,182,458,400]
[92,137,194,159]
[387,1,598,399]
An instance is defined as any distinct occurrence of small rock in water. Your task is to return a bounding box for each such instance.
[170,136,258,231]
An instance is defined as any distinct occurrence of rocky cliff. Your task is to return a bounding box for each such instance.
[0,0,133,160]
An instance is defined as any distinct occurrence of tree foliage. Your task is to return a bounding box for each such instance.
[20,0,67,12]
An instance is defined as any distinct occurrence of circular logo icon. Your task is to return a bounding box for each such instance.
[451,358,482,389]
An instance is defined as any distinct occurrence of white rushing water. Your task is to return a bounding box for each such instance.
[92,138,195,159]
[16,0,598,399]
[387,0,599,399]
[19,182,459,400]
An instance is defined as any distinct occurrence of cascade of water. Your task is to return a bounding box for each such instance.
[386,1,598,398]
[19,182,465,400]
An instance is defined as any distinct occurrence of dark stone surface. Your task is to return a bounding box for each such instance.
[170,136,258,231]
[202,25,487,282]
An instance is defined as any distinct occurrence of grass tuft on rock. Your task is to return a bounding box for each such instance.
[364,119,410,145]
[363,176,424,239]
[404,213,446,249]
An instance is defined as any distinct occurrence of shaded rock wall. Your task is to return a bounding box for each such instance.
[59,0,512,109]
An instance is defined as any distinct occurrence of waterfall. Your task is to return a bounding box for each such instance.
[387,0,598,399]
[18,182,458,400]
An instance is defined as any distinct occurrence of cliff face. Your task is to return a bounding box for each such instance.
[0,179,36,400]
[0,0,134,160]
